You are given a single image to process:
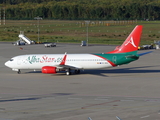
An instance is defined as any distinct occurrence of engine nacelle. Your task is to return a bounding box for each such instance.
[42,66,57,74]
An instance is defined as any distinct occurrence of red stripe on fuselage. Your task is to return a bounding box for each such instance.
[92,54,117,67]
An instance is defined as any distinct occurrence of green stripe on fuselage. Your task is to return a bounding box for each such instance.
[94,51,139,66]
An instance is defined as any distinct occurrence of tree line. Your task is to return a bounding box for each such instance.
[1,0,160,20]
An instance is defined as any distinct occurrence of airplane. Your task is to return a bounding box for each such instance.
[5,25,146,75]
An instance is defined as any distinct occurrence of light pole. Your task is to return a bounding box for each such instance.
[85,21,90,46]
[34,16,42,43]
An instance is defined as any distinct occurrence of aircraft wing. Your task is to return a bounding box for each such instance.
[54,52,82,70]
[55,64,82,70]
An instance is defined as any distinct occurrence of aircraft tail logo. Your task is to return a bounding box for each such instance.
[107,25,143,53]
[124,37,136,48]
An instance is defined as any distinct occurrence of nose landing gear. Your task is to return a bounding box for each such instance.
[17,69,21,74]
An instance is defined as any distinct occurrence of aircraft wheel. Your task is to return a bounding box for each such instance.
[66,71,71,75]
[17,70,21,74]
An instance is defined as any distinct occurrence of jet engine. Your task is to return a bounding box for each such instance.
[42,66,57,74]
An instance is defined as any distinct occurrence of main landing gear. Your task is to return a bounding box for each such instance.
[65,69,80,75]
[66,68,71,75]
[66,71,71,75]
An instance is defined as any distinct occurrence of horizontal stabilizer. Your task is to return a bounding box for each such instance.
[138,51,153,56]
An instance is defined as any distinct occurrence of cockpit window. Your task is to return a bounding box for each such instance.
[10,59,14,61]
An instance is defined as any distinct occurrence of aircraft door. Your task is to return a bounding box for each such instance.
[17,57,22,65]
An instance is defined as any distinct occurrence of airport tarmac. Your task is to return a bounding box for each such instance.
[0,43,160,120]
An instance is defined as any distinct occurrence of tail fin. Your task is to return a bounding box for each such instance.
[107,25,143,54]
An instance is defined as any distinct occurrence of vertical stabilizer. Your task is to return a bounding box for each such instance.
[107,25,143,53]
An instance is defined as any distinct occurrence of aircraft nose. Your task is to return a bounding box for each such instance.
[5,61,10,67]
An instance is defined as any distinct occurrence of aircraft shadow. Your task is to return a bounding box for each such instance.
[84,65,160,77]
[26,65,160,77]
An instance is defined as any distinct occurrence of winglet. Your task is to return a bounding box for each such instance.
[59,52,67,65]
[107,25,143,53]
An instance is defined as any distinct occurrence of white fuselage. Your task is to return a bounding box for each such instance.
[5,54,112,70]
